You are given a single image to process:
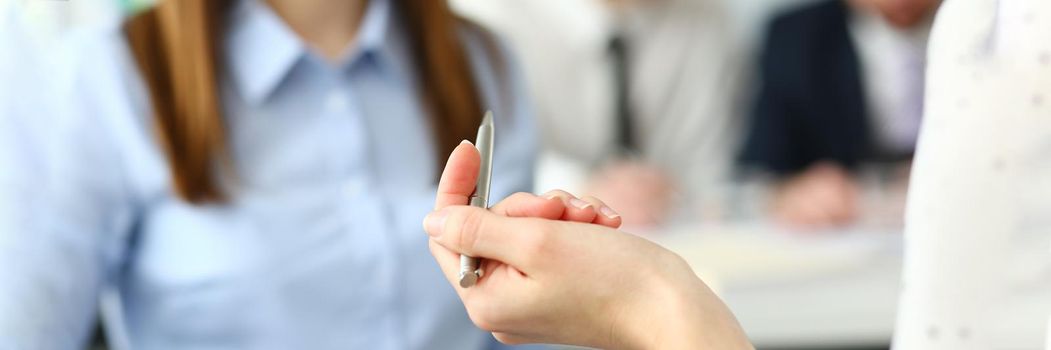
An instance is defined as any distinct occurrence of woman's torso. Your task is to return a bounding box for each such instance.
[48,0,536,348]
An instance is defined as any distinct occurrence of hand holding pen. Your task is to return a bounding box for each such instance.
[455,112,621,287]
[423,141,750,349]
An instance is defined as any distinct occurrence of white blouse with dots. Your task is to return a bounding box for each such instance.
[893,0,1051,349]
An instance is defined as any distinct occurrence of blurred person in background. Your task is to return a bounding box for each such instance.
[453,0,741,228]
[0,0,538,348]
[740,0,941,229]
[422,3,1051,349]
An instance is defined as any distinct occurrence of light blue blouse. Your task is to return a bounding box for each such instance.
[0,0,537,349]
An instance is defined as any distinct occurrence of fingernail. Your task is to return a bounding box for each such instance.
[460,139,473,146]
[599,206,621,219]
[569,198,592,210]
[423,210,448,237]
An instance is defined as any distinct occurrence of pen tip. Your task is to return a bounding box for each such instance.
[482,111,494,126]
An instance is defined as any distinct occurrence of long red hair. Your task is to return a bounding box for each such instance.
[124,0,485,203]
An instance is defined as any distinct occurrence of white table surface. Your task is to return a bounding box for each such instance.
[649,224,905,348]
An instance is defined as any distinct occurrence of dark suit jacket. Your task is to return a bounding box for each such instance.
[740,0,874,176]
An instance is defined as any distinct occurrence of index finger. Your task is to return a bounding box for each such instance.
[425,206,551,268]
[435,141,481,210]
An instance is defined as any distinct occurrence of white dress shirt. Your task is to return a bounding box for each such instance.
[894,0,1051,349]
[452,0,741,211]
[849,7,931,155]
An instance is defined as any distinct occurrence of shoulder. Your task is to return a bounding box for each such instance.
[56,22,159,180]
[456,19,529,121]
[455,18,537,156]
[648,0,732,44]
[457,18,516,83]
[766,0,848,38]
[926,0,997,65]
[1,18,144,146]
[760,0,851,71]
[63,21,148,116]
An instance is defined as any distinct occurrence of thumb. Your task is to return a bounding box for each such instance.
[424,205,554,268]
[435,141,481,210]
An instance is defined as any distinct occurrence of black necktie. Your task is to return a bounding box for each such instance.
[608,34,635,154]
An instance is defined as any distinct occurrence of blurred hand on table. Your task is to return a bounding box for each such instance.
[771,162,861,230]
[586,160,675,228]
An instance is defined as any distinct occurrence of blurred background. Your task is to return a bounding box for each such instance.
[1,0,938,349]
[451,2,920,349]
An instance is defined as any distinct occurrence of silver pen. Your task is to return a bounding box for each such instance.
[459,111,494,288]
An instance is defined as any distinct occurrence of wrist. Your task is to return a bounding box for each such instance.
[628,254,753,350]
[657,284,752,350]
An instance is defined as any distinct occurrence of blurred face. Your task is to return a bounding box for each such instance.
[603,0,664,12]
[604,0,638,6]
[852,0,941,29]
